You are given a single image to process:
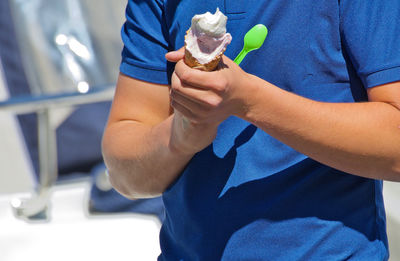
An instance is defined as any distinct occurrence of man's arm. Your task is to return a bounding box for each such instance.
[102,73,218,198]
[167,49,400,181]
[243,78,400,181]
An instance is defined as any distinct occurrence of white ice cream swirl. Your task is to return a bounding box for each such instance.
[185,8,232,65]
[191,8,228,37]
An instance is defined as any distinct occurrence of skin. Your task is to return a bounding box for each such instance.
[102,48,400,199]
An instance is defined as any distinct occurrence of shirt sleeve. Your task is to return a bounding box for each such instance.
[340,0,400,88]
[120,0,170,85]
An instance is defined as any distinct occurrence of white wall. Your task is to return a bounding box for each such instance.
[0,60,35,194]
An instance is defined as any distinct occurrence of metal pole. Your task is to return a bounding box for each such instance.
[37,108,58,189]
[8,86,114,220]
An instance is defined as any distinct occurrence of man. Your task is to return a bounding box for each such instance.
[102,0,400,260]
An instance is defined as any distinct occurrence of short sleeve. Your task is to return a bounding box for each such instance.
[340,0,400,88]
[120,0,170,85]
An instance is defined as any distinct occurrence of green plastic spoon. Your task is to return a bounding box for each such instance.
[234,24,268,65]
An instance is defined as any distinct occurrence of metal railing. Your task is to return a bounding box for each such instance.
[1,85,114,220]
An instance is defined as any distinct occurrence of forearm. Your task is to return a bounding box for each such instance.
[102,116,193,198]
[241,75,400,180]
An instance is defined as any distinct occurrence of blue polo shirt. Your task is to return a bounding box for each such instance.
[120,0,400,260]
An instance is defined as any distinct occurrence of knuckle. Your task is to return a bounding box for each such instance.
[214,78,228,93]
[179,70,191,83]
[206,96,222,108]
[171,82,181,93]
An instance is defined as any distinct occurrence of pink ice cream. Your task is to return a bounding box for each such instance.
[185,8,232,66]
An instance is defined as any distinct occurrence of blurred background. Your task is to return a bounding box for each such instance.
[0,0,162,260]
[0,0,399,261]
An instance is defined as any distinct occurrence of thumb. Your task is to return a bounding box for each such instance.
[165,47,185,62]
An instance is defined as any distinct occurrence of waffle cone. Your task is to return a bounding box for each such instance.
[184,30,226,72]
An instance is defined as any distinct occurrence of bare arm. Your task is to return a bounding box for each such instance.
[167,49,400,181]
[102,73,217,198]
[243,78,400,181]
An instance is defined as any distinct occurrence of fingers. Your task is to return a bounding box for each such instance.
[170,71,225,123]
[171,72,222,107]
[174,59,230,92]
[165,47,185,62]
[171,94,218,124]
[166,47,234,92]
[171,99,198,121]
[171,88,211,114]
[168,49,237,98]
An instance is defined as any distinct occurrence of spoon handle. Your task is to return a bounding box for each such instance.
[233,49,247,65]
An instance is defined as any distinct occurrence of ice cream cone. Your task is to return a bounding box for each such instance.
[184,30,225,71]
[183,8,231,72]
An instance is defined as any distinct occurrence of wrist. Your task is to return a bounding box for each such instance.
[168,115,218,156]
[168,132,196,157]
[233,73,265,120]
